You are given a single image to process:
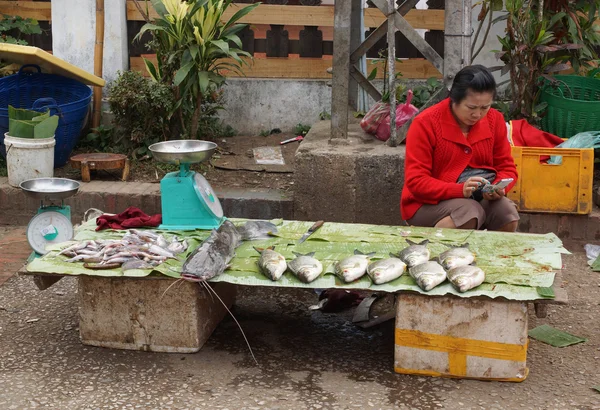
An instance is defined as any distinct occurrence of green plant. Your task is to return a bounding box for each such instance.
[0,14,43,77]
[367,50,404,103]
[259,129,270,137]
[293,123,311,137]
[319,110,331,120]
[136,0,258,139]
[77,125,118,153]
[0,14,42,45]
[108,70,176,157]
[396,77,444,109]
[495,0,600,123]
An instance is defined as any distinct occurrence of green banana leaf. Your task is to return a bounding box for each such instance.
[8,105,59,139]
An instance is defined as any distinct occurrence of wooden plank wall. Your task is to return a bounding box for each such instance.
[0,0,446,79]
[0,0,52,51]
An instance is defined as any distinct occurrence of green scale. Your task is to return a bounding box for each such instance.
[20,178,81,256]
[149,140,225,230]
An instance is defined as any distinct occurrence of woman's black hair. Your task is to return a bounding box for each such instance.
[449,65,496,103]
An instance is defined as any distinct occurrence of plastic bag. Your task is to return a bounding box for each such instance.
[360,101,389,134]
[548,131,600,164]
[374,90,419,142]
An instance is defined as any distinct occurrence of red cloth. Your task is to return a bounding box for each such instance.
[509,119,563,147]
[96,206,162,231]
[401,98,518,221]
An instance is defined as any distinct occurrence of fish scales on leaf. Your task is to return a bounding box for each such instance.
[181,220,242,282]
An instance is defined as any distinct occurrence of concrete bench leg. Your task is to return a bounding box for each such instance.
[78,276,236,353]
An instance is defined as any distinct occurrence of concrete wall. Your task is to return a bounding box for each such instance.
[52,0,128,89]
[218,79,332,135]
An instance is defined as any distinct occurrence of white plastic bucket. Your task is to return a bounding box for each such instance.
[4,132,55,187]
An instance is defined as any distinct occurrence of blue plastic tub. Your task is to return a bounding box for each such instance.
[0,65,92,167]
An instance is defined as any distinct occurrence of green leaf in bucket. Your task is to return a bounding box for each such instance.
[8,105,59,139]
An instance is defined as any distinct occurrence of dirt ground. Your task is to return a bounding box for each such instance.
[0,239,599,409]
[52,134,299,192]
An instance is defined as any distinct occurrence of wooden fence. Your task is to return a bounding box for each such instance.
[0,0,446,79]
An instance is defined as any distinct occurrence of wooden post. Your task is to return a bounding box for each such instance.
[443,0,471,88]
[330,0,352,141]
[348,0,362,111]
[386,0,397,147]
[92,0,105,129]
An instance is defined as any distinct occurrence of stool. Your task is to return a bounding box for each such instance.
[70,153,130,182]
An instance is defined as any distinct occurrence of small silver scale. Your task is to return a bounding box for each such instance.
[20,178,81,255]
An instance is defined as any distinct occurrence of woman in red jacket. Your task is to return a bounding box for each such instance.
[401,65,519,232]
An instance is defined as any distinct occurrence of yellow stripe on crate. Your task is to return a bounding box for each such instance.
[395,329,528,362]
[393,366,529,382]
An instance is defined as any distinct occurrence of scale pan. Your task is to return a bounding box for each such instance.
[20,178,80,201]
[149,140,217,165]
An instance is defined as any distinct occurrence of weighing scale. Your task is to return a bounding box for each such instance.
[20,178,80,255]
[148,140,225,230]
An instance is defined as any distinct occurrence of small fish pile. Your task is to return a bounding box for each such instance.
[57,229,188,271]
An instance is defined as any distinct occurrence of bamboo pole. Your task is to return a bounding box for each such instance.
[92,0,105,129]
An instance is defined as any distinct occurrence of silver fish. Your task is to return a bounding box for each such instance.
[255,246,287,281]
[367,255,407,285]
[181,220,242,282]
[334,250,375,283]
[121,259,154,271]
[409,261,447,291]
[438,243,475,270]
[447,265,486,292]
[398,239,431,268]
[288,252,323,283]
[238,221,278,240]
[156,235,169,249]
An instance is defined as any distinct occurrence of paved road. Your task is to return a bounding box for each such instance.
[0,228,598,409]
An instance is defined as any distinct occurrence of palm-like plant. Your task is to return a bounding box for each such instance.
[136,0,259,138]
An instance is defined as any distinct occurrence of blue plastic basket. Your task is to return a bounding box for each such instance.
[0,64,92,167]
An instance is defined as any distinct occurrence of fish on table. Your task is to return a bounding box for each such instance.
[288,252,323,284]
[255,246,287,281]
[334,250,375,283]
[409,261,447,291]
[398,239,431,268]
[367,255,407,285]
[447,265,486,292]
[438,243,475,270]
[181,220,241,281]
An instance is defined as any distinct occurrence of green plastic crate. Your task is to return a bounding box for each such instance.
[540,75,600,139]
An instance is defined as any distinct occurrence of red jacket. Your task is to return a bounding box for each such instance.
[401,98,518,221]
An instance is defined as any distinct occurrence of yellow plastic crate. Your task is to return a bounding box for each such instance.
[508,146,594,214]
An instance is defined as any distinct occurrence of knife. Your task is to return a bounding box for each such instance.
[298,220,324,244]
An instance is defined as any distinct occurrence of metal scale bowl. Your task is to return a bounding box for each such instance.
[20,178,80,255]
[148,140,224,230]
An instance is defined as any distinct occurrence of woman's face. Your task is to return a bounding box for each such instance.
[452,90,494,128]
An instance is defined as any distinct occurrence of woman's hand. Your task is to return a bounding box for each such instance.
[483,188,505,201]
[462,177,488,198]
